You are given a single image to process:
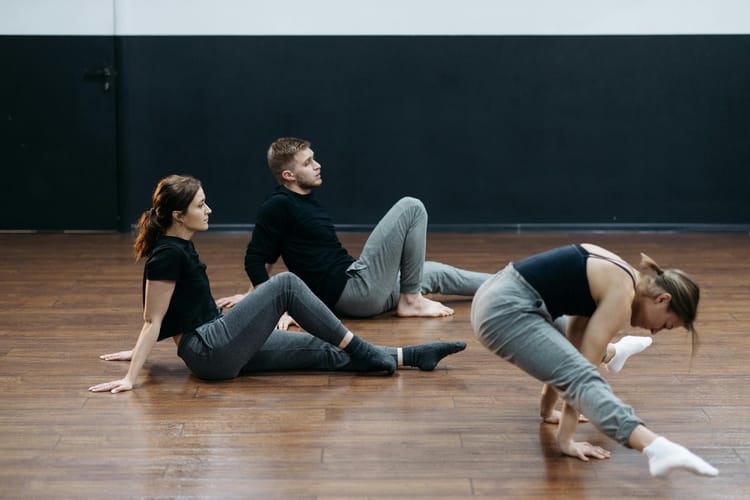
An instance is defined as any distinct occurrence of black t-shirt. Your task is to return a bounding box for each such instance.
[144,236,220,341]
[244,186,355,307]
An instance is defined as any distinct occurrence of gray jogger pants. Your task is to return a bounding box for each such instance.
[334,197,491,317]
[470,264,643,445]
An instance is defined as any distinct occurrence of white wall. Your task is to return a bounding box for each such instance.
[0,0,114,35]
[2,0,750,35]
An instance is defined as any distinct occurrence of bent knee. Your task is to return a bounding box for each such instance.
[396,196,425,213]
[272,271,304,288]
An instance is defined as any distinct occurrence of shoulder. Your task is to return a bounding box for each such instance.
[150,237,187,257]
[581,243,637,294]
[587,260,635,308]
[580,243,623,261]
[258,189,294,214]
[146,238,189,276]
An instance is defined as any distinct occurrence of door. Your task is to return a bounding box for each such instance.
[0,19,118,230]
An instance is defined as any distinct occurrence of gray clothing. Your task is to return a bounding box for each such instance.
[177,272,394,380]
[471,264,643,445]
[333,197,492,317]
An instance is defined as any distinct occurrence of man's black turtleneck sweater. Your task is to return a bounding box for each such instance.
[244,186,355,307]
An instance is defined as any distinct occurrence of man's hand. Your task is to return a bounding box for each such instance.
[276,312,299,330]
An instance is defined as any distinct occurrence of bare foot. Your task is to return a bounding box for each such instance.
[396,294,454,317]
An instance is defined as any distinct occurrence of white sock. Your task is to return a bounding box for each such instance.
[643,436,719,477]
[607,335,653,373]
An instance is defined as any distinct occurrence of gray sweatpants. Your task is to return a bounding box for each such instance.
[470,264,643,446]
[333,197,492,317]
[177,272,397,380]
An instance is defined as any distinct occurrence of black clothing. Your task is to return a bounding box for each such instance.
[513,244,637,320]
[513,244,597,319]
[144,236,220,341]
[244,186,355,307]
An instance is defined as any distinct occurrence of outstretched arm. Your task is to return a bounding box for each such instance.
[540,315,587,424]
[556,292,631,460]
[88,280,175,393]
[540,384,560,422]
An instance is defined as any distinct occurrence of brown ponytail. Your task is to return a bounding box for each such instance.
[133,175,202,261]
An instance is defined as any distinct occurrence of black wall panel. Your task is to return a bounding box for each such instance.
[118,35,750,230]
[3,35,748,230]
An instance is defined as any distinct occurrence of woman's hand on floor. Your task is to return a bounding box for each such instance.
[88,378,134,394]
[98,350,133,361]
[558,440,611,461]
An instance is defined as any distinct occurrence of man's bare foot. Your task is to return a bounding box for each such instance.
[396,294,454,317]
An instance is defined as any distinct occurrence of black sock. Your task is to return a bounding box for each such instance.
[402,341,467,371]
[343,336,396,374]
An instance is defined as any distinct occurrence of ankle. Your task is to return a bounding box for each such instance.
[399,293,421,306]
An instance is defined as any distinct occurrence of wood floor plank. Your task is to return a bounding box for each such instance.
[1,232,748,498]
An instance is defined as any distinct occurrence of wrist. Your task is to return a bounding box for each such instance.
[557,435,574,448]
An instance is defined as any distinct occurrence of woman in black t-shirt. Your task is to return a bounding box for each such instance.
[89,175,465,394]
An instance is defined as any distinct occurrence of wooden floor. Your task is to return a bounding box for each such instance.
[1,231,748,499]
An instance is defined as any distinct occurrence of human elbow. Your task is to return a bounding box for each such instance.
[141,315,161,327]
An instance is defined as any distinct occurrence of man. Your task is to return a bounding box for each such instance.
[227,137,491,325]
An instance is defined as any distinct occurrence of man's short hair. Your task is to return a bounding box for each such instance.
[267,137,311,183]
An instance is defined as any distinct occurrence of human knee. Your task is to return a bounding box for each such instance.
[395,196,426,215]
[271,271,304,290]
[471,319,507,358]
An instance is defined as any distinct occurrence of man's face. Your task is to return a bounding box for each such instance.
[285,147,322,193]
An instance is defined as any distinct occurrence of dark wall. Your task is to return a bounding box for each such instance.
[1,36,118,230]
[118,35,750,230]
[3,35,749,230]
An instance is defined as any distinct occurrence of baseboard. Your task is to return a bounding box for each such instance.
[203,223,750,234]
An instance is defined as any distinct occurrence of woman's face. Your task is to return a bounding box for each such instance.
[177,187,211,232]
[632,292,684,334]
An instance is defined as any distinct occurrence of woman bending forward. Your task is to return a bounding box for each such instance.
[471,243,718,477]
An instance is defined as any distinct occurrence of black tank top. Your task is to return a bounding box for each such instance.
[513,244,636,319]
